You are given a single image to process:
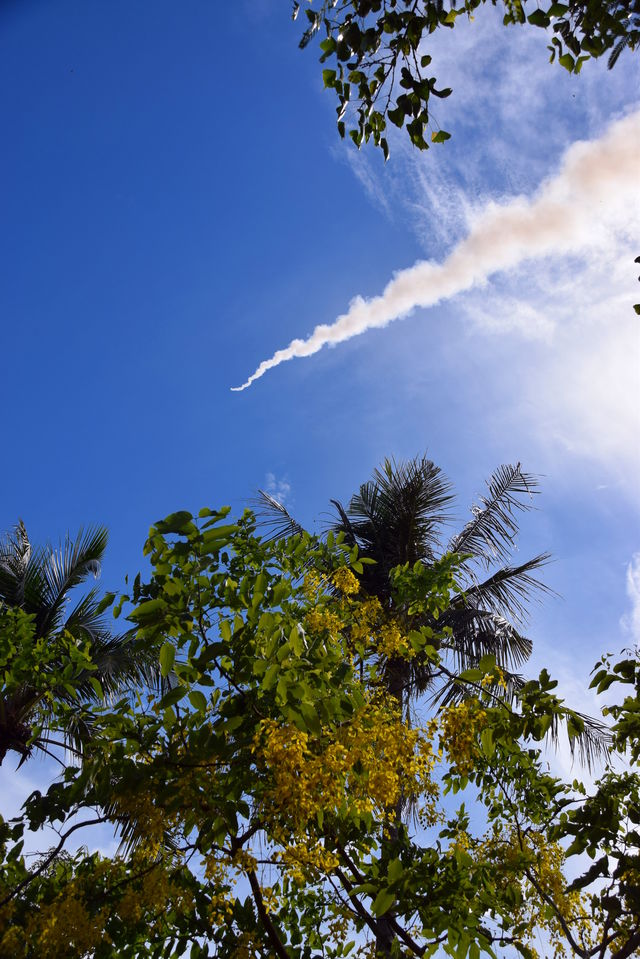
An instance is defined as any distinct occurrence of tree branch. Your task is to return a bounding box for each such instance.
[247,869,291,959]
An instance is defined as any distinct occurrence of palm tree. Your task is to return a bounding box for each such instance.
[256,456,607,761]
[0,521,155,767]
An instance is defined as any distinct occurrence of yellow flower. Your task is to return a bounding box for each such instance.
[332,567,360,595]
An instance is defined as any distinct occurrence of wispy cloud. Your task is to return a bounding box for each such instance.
[264,472,292,506]
[232,110,640,391]
[621,553,640,643]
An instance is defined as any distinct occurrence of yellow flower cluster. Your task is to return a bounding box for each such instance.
[332,567,360,595]
[481,666,508,690]
[304,606,344,637]
[260,886,279,914]
[278,842,340,885]
[0,924,23,957]
[209,890,235,925]
[303,570,325,596]
[202,857,236,926]
[325,908,352,941]
[350,597,382,644]
[439,698,487,775]
[1,855,184,959]
[231,849,258,874]
[254,700,437,830]
[619,864,640,922]
[111,791,168,853]
[376,620,415,660]
[30,892,104,958]
[230,931,260,959]
[481,828,595,959]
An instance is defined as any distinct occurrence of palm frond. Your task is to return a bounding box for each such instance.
[86,631,161,699]
[426,669,610,771]
[253,490,305,541]
[364,456,454,565]
[40,527,108,637]
[0,521,46,611]
[329,456,454,600]
[458,554,553,625]
[0,521,158,768]
[326,499,358,548]
[63,587,112,643]
[448,464,540,567]
[441,607,534,670]
[554,711,612,771]
[427,665,526,710]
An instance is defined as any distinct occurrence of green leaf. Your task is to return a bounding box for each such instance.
[458,667,483,682]
[480,728,494,758]
[188,690,208,712]
[155,511,193,534]
[300,701,322,736]
[527,9,550,27]
[129,598,166,622]
[95,592,116,614]
[478,654,496,673]
[160,643,176,678]
[323,68,337,88]
[547,2,569,15]
[159,686,187,709]
[567,713,585,740]
[202,524,238,545]
[290,626,304,656]
[371,888,395,916]
[431,130,451,143]
[558,52,575,71]
[262,663,280,691]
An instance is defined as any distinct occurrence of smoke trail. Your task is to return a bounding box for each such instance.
[232,110,640,392]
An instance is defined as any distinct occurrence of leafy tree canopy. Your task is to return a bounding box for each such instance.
[0,507,638,958]
[0,522,156,766]
[295,0,640,156]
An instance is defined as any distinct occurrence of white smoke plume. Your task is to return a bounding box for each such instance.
[232,110,640,392]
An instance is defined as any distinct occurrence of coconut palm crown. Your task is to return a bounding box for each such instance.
[0,521,155,766]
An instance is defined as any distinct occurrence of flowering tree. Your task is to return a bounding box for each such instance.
[0,507,638,958]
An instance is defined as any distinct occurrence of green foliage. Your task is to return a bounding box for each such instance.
[0,521,156,765]
[0,606,104,765]
[297,0,639,156]
[1,508,639,958]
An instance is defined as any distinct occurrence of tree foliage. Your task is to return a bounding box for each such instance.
[0,522,155,766]
[0,507,638,958]
[257,457,607,768]
[295,0,640,156]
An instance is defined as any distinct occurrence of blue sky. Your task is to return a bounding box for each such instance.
[1,0,639,775]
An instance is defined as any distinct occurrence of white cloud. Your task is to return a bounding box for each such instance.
[460,290,556,341]
[487,247,640,495]
[621,553,640,643]
[264,472,292,506]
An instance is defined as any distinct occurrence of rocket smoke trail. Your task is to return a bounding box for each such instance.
[232,110,640,392]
